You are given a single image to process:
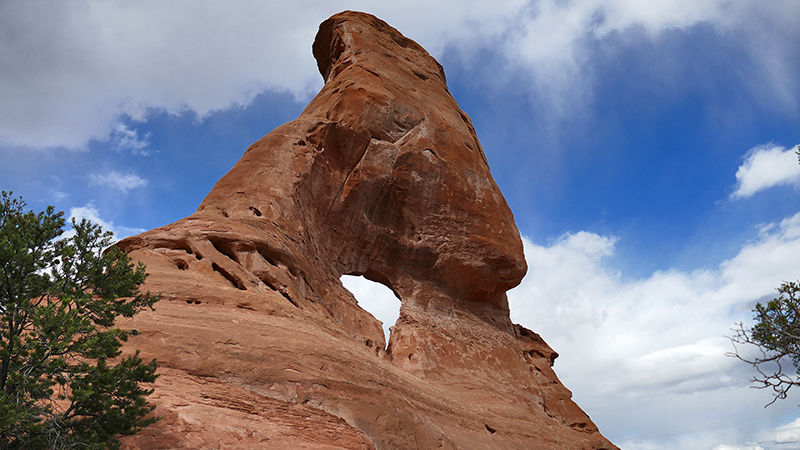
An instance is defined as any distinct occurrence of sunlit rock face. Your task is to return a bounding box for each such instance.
[117,11,617,450]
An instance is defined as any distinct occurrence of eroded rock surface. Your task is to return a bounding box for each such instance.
[118,11,617,450]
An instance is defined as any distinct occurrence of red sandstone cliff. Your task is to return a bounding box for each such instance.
[117,11,617,450]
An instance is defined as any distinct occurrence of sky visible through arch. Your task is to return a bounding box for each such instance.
[2,1,800,448]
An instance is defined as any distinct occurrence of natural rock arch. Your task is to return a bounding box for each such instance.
[117,11,617,450]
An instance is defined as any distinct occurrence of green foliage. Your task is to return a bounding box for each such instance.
[0,192,160,449]
[729,147,800,405]
[730,281,800,405]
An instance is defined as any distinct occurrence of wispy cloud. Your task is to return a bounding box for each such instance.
[110,123,150,155]
[88,170,148,193]
[712,444,764,450]
[731,144,800,199]
[67,204,145,241]
[48,189,68,201]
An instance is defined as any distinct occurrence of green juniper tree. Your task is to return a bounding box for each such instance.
[730,146,800,405]
[731,281,800,405]
[0,192,159,449]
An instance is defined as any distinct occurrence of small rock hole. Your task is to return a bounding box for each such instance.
[485,424,496,434]
[249,206,262,217]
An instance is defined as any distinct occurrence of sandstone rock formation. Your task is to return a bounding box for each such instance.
[117,11,617,450]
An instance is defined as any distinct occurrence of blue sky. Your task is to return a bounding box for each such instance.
[3,1,800,448]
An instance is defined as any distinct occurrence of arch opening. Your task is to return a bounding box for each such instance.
[340,274,400,346]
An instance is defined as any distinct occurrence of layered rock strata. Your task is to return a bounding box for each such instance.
[118,11,617,450]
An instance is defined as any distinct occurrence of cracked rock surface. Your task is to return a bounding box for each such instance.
[118,11,617,450]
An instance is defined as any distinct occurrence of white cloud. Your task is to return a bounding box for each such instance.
[110,123,150,155]
[505,214,800,449]
[712,445,764,450]
[67,204,145,241]
[771,418,800,446]
[0,1,326,150]
[731,144,800,199]
[710,418,800,450]
[89,170,148,193]
[0,1,797,150]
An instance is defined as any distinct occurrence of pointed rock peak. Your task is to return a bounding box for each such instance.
[312,11,446,85]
